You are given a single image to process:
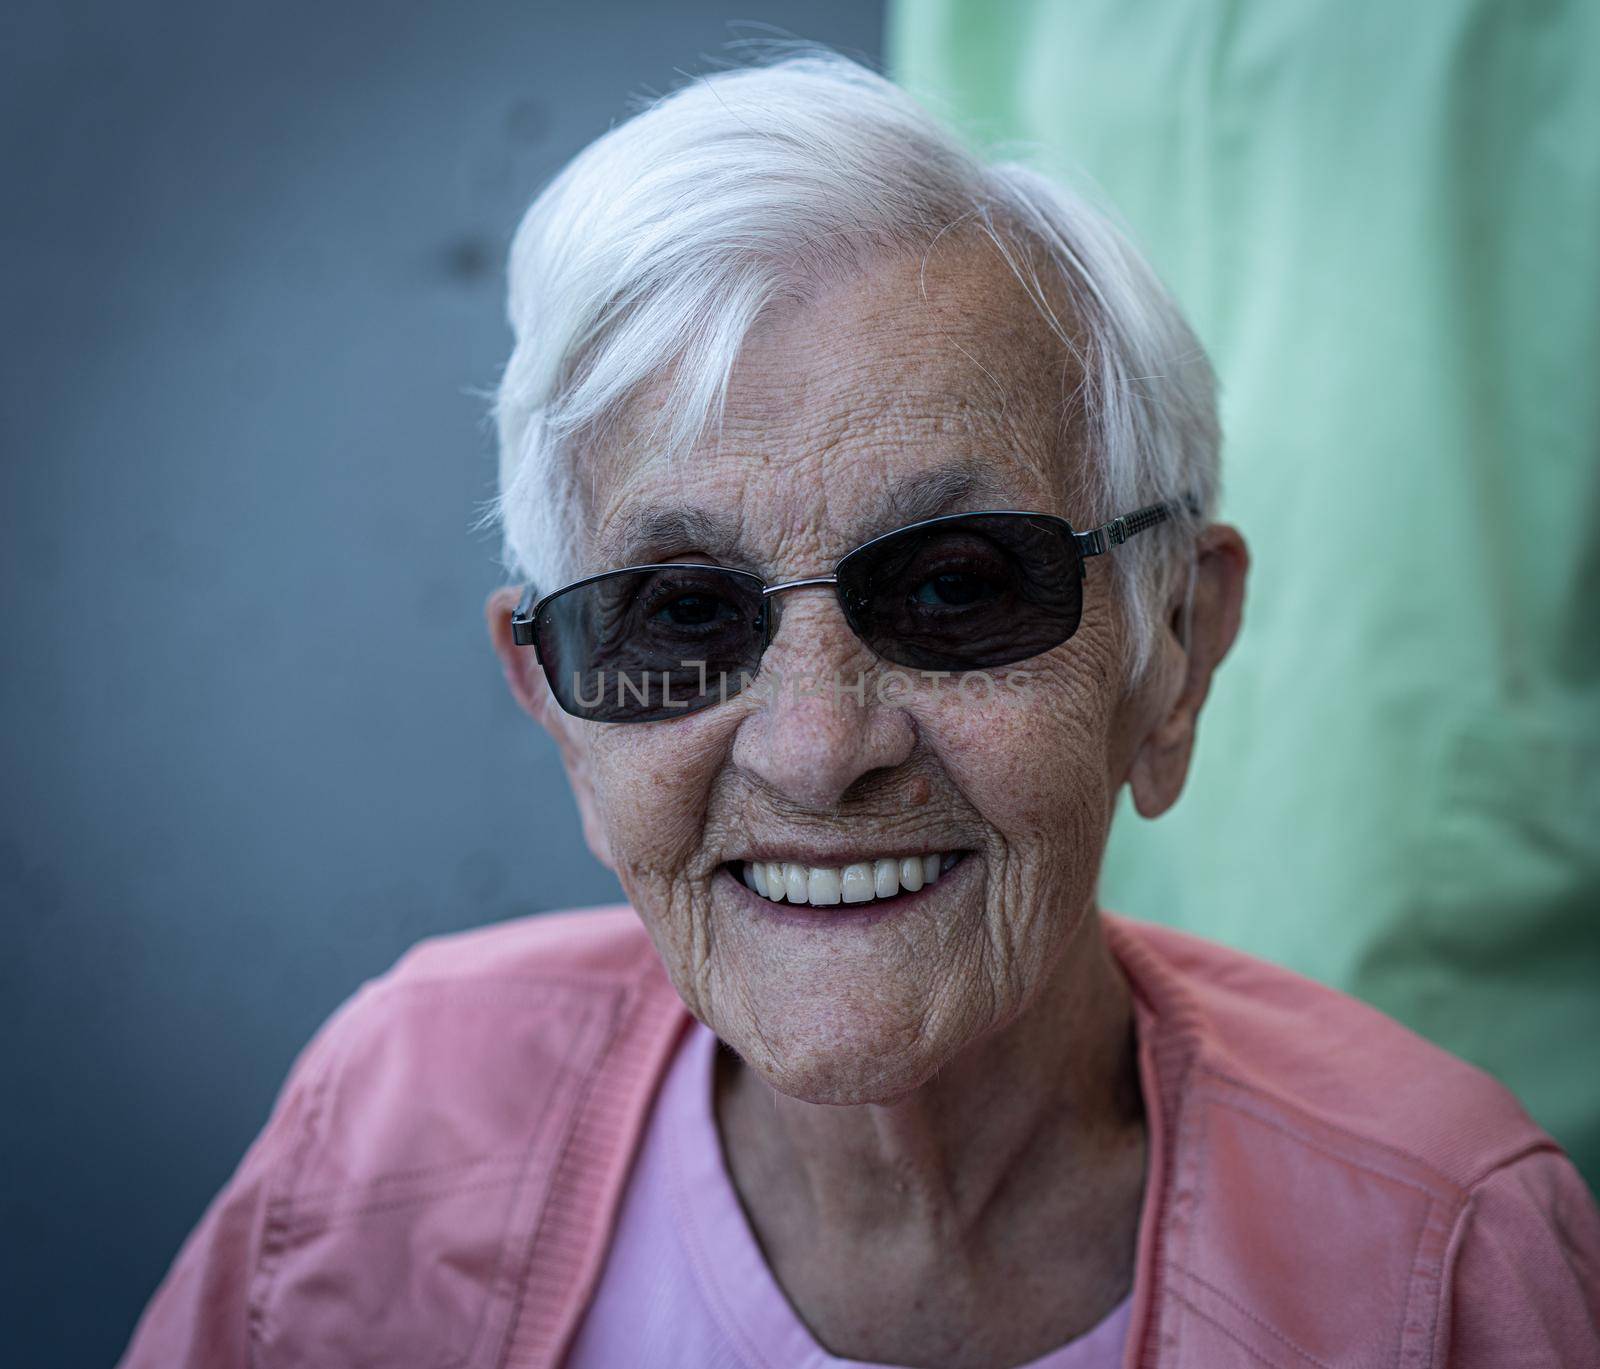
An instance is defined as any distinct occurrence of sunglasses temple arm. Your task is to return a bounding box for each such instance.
[1074,497,1198,558]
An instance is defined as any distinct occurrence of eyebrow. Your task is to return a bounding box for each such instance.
[598,459,1023,572]
[598,506,746,569]
[881,462,1016,526]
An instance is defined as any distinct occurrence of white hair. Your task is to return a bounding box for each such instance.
[481,45,1219,683]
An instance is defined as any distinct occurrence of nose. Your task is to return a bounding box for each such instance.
[732,585,915,810]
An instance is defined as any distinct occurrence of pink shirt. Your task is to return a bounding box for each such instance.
[569,1019,1132,1368]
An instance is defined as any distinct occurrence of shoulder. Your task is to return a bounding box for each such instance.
[117,906,688,1367]
[1104,913,1600,1366]
[310,904,678,1158]
[266,907,682,1360]
[1104,912,1549,1188]
[1437,1147,1600,1363]
[298,903,669,1118]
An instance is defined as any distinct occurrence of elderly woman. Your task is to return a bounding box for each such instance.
[120,51,1598,1369]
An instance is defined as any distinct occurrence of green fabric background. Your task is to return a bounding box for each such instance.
[889,0,1600,1189]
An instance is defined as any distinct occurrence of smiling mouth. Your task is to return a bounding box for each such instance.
[723,851,966,909]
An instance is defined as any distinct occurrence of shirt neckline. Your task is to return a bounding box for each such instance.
[664,1019,1137,1369]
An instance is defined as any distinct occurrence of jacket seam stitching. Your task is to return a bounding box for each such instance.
[1393,1190,1438,1369]
[1196,1072,1460,1201]
[1156,1047,1207,1364]
[290,1151,529,1206]
[246,985,374,1368]
[495,988,630,1368]
[1171,1267,1336,1369]
[1199,1063,1541,1193]
[1167,1290,1293,1368]
[283,1171,527,1234]
[1423,1154,1552,1369]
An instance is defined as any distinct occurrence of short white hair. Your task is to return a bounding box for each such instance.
[482,46,1219,683]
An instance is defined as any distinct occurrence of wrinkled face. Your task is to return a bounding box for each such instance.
[564,238,1156,1105]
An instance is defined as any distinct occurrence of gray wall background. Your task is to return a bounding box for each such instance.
[0,3,883,1362]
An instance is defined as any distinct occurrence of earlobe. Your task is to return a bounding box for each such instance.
[1126,645,1193,819]
[1125,523,1249,820]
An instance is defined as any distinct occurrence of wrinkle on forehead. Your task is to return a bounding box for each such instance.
[583,231,1094,571]
[596,459,1023,571]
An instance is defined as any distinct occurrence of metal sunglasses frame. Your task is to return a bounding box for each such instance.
[508,499,1188,659]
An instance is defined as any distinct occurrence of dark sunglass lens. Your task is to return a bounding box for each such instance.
[536,565,766,721]
[839,515,1083,671]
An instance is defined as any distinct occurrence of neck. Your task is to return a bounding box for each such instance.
[715,907,1145,1246]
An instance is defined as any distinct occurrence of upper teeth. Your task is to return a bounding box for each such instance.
[739,853,957,906]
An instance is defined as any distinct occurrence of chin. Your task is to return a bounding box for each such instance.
[717,992,966,1106]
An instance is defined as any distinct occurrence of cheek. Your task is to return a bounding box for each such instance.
[588,723,726,886]
[925,656,1118,859]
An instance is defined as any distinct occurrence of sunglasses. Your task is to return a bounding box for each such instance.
[511,500,1187,723]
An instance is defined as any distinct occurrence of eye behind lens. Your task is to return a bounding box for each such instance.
[836,513,1084,672]
[532,563,768,722]
[910,569,1008,608]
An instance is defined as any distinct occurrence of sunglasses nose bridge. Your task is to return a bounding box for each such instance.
[761,573,842,634]
[761,574,840,598]
[759,573,866,655]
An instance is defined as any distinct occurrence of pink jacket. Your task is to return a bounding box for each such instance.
[118,906,1600,1368]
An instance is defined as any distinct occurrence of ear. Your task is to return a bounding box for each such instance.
[484,585,615,870]
[1126,523,1249,819]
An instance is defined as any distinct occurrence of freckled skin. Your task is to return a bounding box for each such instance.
[487,232,1249,1368]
